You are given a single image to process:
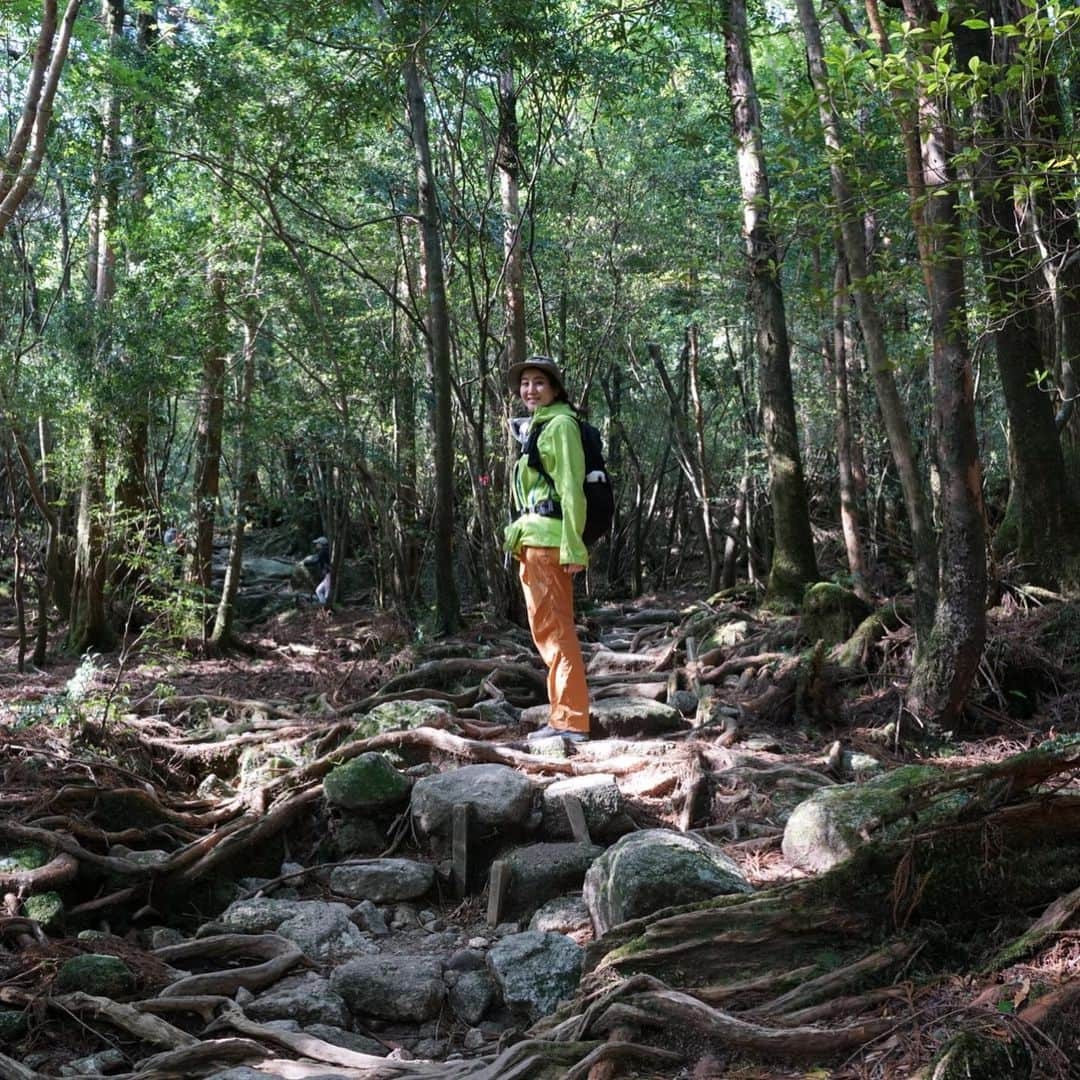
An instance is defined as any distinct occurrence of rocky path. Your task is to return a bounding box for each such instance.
[1,592,1079,1078]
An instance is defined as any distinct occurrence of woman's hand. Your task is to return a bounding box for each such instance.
[564,563,585,575]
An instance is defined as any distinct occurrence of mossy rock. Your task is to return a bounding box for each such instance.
[55,954,135,998]
[930,1031,1031,1079]
[24,892,64,932]
[702,620,751,650]
[0,846,49,872]
[0,1008,27,1042]
[800,582,872,646]
[350,700,455,741]
[782,764,968,872]
[324,753,412,810]
[238,747,300,792]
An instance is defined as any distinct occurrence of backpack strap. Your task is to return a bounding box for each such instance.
[524,420,559,500]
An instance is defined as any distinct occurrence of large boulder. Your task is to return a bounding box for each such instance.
[329,859,434,903]
[330,957,445,1022]
[589,697,686,738]
[324,753,412,811]
[410,764,535,844]
[540,774,631,840]
[487,931,583,1021]
[782,764,958,872]
[501,842,604,918]
[584,829,753,934]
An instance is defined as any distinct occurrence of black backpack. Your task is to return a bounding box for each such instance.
[524,417,615,546]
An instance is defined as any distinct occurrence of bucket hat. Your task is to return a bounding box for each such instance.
[508,356,567,399]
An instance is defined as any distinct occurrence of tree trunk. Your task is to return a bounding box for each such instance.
[796,0,937,635]
[723,0,818,607]
[400,25,459,635]
[189,257,228,641]
[957,5,1080,584]
[901,0,986,726]
[67,430,113,653]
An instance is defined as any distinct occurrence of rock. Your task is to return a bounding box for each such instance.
[487,931,583,1021]
[305,1025,386,1056]
[586,650,663,675]
[930,1031,1031,1079]
[237,747,299,793]
[474,701,518,727]
[463,1027,486,1050]
[108,845,170,868]
[246,973,351,1028]
[584,829,753,935]
[59,1048,126,1076]
[800,582,872,645]
[0,1008,27,1041]
[331,957,446,1022]
[841,751,884,780]
[410,764,535,844]
[235,987,254,1006]
[540,774,630,840]
[529,896,591,936]
[412,1038,447,1059]
[55,955,135,998]
[782,764,958,872]
[197,773,236,799]
[502,842,604,918]
[352,700,455,741]
[448,970,495,1024]
[24,891,63,932]
[589,697,686,738]
[704,620,751,649]
[330,859,435,903]
[391,903,419,930]
[148,926,185,950]
[447,947,486,972]
[350,900,390,936]
[668,689,700,716]
[217,897,376,962]
[275,903,378,964]
[324,754,412,811]
[328,817,386,857]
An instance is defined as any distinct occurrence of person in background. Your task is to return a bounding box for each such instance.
[305,536,331,605]
[504,356,591,744]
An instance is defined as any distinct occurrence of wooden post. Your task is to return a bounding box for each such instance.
[562,794,592,846]
[452,803,470,897]
[486,860,510,926]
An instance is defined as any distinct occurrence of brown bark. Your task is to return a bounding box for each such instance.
[723,0,818,606]
[901,0,987,725]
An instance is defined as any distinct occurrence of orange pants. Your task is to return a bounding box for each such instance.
[518,546,590,733]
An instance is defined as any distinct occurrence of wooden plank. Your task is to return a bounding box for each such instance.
[452,803,470,898]
[486,859,511,927]
[562,794,592,846]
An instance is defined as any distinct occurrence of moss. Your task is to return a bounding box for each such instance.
[0,846,49,872]
[324,752,411,810]
[0,1008,27,1042]
[55,954,135,997]
[800,582,872,646]
[930,1031,1031,1080]
[24,892,64,932]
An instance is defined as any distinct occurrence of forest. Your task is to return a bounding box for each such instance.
[2,0,1080,1077]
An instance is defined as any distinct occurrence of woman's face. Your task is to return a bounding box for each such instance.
[519,368,557,411]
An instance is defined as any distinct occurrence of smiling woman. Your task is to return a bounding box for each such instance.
[503,357,591,746]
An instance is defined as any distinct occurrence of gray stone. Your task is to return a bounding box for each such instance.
[782,764,959,872]
[217,897,303,934]
[331,957,446,1022]
[447,948,486,972]
[463,1027,486,1051]
[589,697,686,738]
[412,1038,447,1059]
[324,754,412,811]
[668,690,700,716]
[584,829,753,935]
[529,895,591,936]
[586,650,661,675]
[350,900,390,936]
[55,954,135,998]
[148,926,185,950]
[540,774,629,839]
[305,1025,386,1056]
[0,1007,27,1042]
[247,973,351,1028]
[352,700,455,741]
[330,859,434,903]
[197,773,235,799]
[502,842,604,918]
[410,764,535,843]
[391,903,419,930]
[275,903,377,964]
[237,747,300,793]
[448,970,495,1024]
[235,987,254,1006]
[487,931,583,1021]
[328,817,386,857]
[59,1049,126,1076]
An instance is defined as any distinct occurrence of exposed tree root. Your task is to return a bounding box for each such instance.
[155,934,304,997]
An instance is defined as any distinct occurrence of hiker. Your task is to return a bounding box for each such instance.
[504,356,591,743]
[306,536,331,605]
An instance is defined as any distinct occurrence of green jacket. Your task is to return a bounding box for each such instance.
[504,402,589,567]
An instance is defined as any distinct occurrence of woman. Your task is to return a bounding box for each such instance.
[504,356,591,743]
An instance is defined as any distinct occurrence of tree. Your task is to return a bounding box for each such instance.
[723,0,818,607]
